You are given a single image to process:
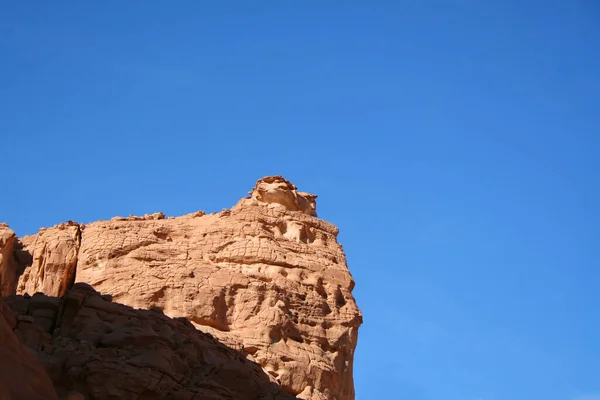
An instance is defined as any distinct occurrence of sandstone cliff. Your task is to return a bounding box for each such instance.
[1,176,362,400]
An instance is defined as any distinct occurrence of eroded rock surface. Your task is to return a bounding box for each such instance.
[1,175,362,400]
[4,284,296,400]
[17,221,81,298]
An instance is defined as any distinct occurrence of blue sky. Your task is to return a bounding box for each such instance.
[1,1,599,399]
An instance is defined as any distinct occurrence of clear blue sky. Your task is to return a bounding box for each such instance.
[1,2,599,399]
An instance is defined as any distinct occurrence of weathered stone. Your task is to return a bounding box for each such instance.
[17,221,81,297]
[2,176,362,400]
[7,284,296,400]
[74,176,361,399]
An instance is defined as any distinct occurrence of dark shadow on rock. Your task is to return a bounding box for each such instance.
[0,237,30,296]
[14,239,33,276]
[4,283,298,400]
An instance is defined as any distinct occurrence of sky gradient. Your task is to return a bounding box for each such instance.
[1,1,599,399]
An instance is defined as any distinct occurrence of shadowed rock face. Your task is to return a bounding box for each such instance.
[1,176,362,400]
[0,295,58,400]
[4,284,297,400]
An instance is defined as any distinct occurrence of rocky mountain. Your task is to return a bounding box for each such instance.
[0,176,362,400]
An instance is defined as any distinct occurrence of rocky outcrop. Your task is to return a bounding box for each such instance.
[248,176,318,217]
[0,224,21,296]
[1,176,362,400]
[0,295,58,400]
[17,221,81,298]
[4,284,296,400]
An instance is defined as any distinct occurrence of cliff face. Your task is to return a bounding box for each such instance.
[0,224,22,296]
[1,176,362,400]
[4,284,297,400]
[0,295,58,400]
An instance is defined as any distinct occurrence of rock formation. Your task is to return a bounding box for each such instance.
[17,221,81,298]
[4,283,296,400]
[1,176,362,400]
[0,223,21,296]
[0,295,59,400]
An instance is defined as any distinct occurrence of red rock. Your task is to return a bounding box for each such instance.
[17,221,81,298]
[0,224,20,296]
[5,283,296,400]
[0,296,58,400]
[2,176,362,399]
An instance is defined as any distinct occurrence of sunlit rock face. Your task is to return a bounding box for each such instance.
[248,175,318,217]
[1,176,362,400]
